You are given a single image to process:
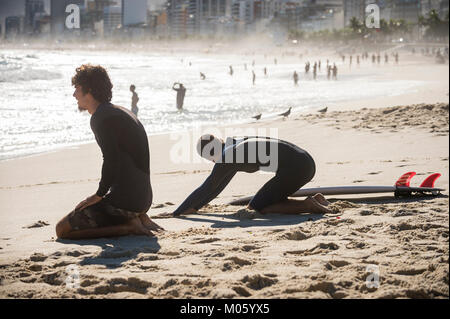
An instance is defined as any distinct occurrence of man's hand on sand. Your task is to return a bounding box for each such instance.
[75,194,102,212]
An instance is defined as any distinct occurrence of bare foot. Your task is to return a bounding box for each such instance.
[313,193,330,206]
[125,217,154,237]
[305,196,334,214]
[139,214,165,232]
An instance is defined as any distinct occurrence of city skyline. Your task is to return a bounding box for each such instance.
[0,0,448,39]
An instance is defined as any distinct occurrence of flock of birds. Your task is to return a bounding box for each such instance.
[252,106,327,121]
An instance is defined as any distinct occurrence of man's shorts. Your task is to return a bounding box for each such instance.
[67,201,144,231]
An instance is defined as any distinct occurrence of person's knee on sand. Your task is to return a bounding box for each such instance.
[55,216,72,239]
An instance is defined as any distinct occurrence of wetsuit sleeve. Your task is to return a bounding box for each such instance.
[173,164,236,216]
[94,118,121,197]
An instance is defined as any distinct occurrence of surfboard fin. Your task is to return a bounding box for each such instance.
[395,172,416,187]
[420,173,441,188]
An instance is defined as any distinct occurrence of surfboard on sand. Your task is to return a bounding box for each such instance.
[228,172,445,206]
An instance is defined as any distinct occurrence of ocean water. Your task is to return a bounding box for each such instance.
[0,49,423,161]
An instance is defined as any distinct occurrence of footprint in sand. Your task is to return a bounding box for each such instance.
[241,274,278,290]
[193,237,220,244]
[22,220,50,229]
[241,245,260,252]
[29,253,47,262]
[285,242,339,256]
[225,256,253,267]
[279,230,311,241]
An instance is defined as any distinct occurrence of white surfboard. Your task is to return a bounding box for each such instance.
[229,172,444,206]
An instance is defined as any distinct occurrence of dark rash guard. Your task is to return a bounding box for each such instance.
[173,137,315,215]
[90,102,152,213]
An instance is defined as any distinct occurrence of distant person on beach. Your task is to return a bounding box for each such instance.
[264,67,267,76]
[293,71,299,85]
[252,70,256,85]
[172,82,186,110]
[130,84,139,116]
[229,65,234,76]
[170,135,332,217]
[200,72,206,80]
[327,66,331,80]
[332,64,338,80]
[313,63,317,80]
[56,64,162,239]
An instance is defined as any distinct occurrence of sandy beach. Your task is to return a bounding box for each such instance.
[0,51,448,299]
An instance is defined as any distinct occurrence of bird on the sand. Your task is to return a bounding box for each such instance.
[252,113,262,120]
[278,107,292,118]
[318,107,328,113]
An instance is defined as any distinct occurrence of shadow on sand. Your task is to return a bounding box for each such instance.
[56,235,161,269]
[327,193,448,205]
[175,212,326,229]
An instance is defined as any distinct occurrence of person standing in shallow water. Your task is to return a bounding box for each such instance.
[55,64,163,239]
[172,82,186,111]
[130,84,139,117]
[332,64,338,80]
[293,71,299,86]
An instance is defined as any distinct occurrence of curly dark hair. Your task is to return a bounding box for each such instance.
[71,64,113,103]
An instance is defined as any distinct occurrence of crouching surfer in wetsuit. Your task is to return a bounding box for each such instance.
[171,134,333,216]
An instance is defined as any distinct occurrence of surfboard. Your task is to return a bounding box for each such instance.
[228,172,445,206]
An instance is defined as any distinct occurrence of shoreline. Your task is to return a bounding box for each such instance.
[2,46,448,162]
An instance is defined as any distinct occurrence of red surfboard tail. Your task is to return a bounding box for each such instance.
[420,173,441,188]
[395,172,416,187]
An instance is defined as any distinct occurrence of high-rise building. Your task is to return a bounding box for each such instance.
[122,0,147,26]
[0,0,26,38]
[5,16,23,38]
[168,0,232,36]
[50,0,85,34]
[25,0,45,33]
[343,0,365,25]
[390,0,421,22]
[103,4,122,34]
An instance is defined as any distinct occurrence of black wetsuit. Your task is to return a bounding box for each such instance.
[173,137,315,215]
[68,102,152,230]
[91,102,152,213]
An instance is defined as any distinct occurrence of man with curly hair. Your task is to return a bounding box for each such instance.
[56,64,162,239]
